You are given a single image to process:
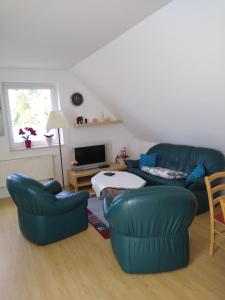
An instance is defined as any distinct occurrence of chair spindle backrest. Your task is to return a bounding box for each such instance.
[205,172,225,220]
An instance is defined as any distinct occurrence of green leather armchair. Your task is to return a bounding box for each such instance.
[104,186,197,274]
[7,173,89,245]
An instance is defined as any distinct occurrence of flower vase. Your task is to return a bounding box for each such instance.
[25,140,32,149]
[118,158,125,166]
[46,137,53,146]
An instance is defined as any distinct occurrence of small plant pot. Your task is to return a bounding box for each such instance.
[25,140,32,149]
[46,137,53,146]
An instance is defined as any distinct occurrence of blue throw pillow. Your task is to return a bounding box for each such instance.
[139,153,157,168]
[187,164,205,183]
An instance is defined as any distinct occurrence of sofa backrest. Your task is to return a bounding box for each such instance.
[147,143,225,175]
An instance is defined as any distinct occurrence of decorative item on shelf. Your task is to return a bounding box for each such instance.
[76,116,83,124]
[44,131,54,146]
[46,110,70,188]
[19,127,37,149]
[84,118,88,124]
[115,147,129,165]
[71,159,78,171]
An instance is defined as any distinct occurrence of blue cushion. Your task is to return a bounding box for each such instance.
[187,164,205,183]
[139,153,157,168]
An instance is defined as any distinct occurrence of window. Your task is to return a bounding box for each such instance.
[3,83,59,149]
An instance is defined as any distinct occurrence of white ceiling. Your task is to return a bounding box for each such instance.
[0,0,171,69]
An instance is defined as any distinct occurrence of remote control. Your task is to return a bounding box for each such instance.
[104,172,115,176]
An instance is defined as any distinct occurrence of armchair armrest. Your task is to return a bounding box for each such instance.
[44,180,62,194]
[102,187,129,217]
[54,190,89,213]
[103,193,123,222]
[126,159,140,168]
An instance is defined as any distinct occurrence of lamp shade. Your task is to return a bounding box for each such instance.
[46,110,70,129]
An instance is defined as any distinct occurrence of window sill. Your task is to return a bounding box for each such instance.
[9,144,64,151]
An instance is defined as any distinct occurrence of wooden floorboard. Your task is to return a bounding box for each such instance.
[0,198,224,300]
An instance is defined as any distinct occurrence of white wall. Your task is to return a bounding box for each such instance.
[0,102,4,136]
[0,68,139,198]
[73,0,225,152]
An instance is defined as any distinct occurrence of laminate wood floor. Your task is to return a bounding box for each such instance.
[0,198,224,300]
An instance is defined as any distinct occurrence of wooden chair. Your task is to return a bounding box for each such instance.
[220,198,225,221]
[205,172,225,255]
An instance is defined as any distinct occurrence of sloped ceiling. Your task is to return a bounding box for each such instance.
[0,0,172,69]
[73,0,225,152]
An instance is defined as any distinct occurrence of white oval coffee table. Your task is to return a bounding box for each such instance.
[91,171,146,197]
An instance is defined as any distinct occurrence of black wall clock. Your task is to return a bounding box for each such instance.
[71,93,84,106]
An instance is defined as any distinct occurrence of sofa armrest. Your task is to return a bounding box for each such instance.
[126,159,140,168]
[185,178,206,191]
[44,180,62,194]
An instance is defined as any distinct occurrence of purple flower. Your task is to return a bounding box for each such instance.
[18,127,37,140]
[19,128,25,135]
[31,130,37,136]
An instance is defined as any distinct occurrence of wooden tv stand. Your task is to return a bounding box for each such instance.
[67,163,126,194]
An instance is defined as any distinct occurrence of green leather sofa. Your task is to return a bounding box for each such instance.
[7,173,89,245]
[126,143,225,214]
[104,186,197,274]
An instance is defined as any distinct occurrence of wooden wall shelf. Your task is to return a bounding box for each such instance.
[74,120,123,128]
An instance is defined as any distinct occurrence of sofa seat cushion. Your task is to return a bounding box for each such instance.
[127,168,186,187]
[147,174,186,187]
[141,166,187,179]
[127,167,153,181]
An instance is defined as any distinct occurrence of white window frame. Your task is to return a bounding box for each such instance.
[3,82,60,149]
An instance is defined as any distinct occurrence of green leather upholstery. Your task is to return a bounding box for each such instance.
[43,179,62,194]
[104,186,197,274]
[126,143,225,214]
[7,173,89,245]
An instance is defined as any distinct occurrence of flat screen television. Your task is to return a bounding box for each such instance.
[74,144,107,169]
